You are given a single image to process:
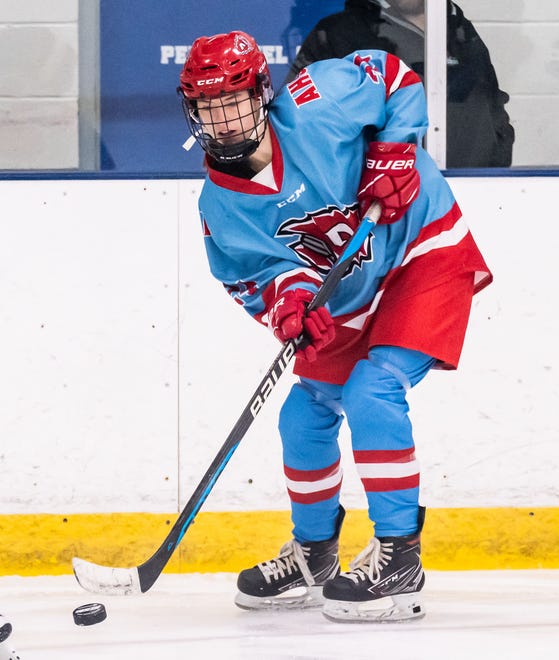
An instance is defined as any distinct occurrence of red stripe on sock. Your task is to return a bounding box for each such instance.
[284,458,341,482]
[353,448,415,464]
[361,474,420,492]
[287,483,341,504]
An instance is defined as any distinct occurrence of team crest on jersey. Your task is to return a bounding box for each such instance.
[277,205,373,275]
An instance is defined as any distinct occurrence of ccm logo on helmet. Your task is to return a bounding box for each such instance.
[197,77,225,86]
[366,158,414,170]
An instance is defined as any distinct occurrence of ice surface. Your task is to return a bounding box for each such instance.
[1,571,558,659]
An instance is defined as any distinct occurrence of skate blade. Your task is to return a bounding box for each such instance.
[234,585,324,611]
[322,592,425,623]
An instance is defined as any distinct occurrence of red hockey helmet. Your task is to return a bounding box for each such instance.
[178,31,274,162]
[180,31,271,99]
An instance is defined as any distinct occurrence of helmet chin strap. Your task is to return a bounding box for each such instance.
[206,136,260,161]
[182,135,197,152]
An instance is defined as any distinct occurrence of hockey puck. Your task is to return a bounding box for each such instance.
[73,603,107,626]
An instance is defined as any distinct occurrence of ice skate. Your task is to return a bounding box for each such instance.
[235,508,344,610]
[322,507,426,623]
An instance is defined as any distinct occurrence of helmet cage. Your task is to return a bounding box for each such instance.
[180,73,273,162]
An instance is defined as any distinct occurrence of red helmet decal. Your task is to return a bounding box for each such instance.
[232,33,254,56]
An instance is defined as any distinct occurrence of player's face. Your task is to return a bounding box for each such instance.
[195,90,260,146]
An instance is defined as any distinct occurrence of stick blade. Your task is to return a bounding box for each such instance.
[72,557,142,596]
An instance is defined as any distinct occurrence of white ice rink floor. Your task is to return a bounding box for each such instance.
[1,570,558,659]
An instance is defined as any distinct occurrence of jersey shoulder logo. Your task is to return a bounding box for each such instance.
[286,68,321,107]
[277,205,373,276]
[353,54,384,85]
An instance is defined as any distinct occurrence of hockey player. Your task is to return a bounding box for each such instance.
[178,30,492,622]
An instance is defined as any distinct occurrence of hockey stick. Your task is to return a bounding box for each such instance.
[72,202,381,596]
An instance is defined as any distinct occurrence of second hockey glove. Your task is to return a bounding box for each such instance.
[269,288,335,362]
[358,141,420,224]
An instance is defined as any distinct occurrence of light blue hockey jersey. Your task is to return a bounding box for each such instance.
[195,50,491,383]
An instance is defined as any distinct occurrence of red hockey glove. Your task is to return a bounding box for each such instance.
[269,289,335,362]
[358,142,420,224]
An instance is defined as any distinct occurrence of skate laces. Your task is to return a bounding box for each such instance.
[343,537,394,584]
[258,540,316,586]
